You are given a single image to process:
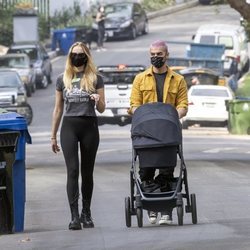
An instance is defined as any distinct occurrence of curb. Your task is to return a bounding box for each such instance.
[147,0,199,20]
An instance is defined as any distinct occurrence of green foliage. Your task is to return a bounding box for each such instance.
[50,0,93,30]
[140,0,174,11]
[0,5,14,46]
[236,73,250,97]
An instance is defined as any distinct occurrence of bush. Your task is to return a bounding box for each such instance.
[141,0,174,11]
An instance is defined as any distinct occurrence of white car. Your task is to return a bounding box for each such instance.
[193,24,250,76]
[182,85,234,129]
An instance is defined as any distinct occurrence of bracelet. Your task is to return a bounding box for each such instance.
[51,137,56,140]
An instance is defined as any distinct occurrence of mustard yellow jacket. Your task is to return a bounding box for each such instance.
[129,66,188,113]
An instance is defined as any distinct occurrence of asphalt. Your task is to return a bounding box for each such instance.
[0,1,207,249]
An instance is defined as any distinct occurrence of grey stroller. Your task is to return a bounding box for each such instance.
[125,102,197,227]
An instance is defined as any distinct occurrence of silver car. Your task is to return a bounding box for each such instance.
[0,69,33,125]
[0,53,36,97]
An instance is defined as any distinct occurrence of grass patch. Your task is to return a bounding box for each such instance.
[236,73,250,98]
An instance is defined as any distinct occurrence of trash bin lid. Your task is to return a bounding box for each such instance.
[0,112,31,144]
[0,112,28,130]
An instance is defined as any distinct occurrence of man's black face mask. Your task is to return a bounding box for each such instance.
[71,53,88,67]
[150,56,165,68]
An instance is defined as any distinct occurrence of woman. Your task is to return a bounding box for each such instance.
[51,42,105,230]
[95,5,106,51]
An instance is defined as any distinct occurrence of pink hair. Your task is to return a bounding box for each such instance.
[150,40,168,51]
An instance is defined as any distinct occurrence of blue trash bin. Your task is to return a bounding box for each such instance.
[0,112,31,232]
[51,28,77,55]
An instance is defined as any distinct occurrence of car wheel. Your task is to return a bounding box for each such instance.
[41,75,48,89]
[182,120,188,129]
[26,85,32,97]
[32,81,36,93]
[48,73,52,84]
[24,103,33,125]
[129,26,137,40]
[142,21,149,35]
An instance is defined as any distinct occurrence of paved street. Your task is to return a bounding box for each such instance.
[1,2,250,250]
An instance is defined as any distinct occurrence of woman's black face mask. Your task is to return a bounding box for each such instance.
[70,53,88,67]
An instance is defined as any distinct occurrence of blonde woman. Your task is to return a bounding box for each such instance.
[51,42,105,230]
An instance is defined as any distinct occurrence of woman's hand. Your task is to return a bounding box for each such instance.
[90,93,100,104]
[51,138,60,153]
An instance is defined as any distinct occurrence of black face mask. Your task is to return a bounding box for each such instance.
[71,53,88,67]
[150,56,165,68]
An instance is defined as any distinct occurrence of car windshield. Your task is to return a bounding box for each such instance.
[191,88,229,97]
[0,57,29,69]
[101,71,137,85]
[0,72,21,88]
[8,48,38,61]
[106,4,132,18]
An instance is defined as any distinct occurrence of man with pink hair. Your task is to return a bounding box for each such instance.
[130,39,188,225]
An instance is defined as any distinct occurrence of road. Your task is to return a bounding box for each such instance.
[1,3,250,250]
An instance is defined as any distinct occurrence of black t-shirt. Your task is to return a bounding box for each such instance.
[56,73,104,117]
[153,72,167,102]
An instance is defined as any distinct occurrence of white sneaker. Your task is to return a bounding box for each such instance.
[147,211,158,224]
[101,47,107,51]
[96,48,101,52]
[159,215,173,225]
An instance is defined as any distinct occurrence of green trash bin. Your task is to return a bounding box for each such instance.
[227,98,250,135]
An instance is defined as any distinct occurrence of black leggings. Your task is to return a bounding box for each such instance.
[60,116,99,206]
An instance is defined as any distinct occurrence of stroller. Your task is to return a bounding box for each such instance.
[125,102,197,227]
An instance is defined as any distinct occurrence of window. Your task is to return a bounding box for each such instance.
[101,71,137,85]
[218,36,233,49]
[200,35,215,44]
[191,88,229,97]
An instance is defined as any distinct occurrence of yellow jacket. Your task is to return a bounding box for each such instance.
[129,66,188,113]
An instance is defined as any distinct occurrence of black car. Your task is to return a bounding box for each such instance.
[103,2,148,40]
[7,43,52,89]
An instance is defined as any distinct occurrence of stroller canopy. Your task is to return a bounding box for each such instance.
[131,103,182,149]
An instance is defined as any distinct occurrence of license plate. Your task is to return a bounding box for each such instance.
[203,103,215,108]
[117,109,128,115]
[107,31,114,37]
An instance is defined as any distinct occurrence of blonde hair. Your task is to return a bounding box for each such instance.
[63,42,97,92]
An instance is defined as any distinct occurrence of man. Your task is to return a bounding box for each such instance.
[129,40,188,225]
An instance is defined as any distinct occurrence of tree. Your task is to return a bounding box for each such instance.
[226,0,250,21]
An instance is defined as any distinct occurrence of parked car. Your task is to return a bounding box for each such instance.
[97,64,145,126]
[7,42,52,89]
[182,85,234,129]
[0,69,33,125]
[0,53,36,97]
[101,2,148,40]
[193,24,250,76]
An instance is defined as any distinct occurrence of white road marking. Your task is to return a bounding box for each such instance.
[203,147,236,153]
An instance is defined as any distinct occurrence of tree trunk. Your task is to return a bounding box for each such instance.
[227,0,250,21]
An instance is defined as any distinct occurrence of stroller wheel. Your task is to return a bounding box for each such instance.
[136,207,143,228]
[177,205,184,226]
[191,193,198,224]
[125,197,131,227]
